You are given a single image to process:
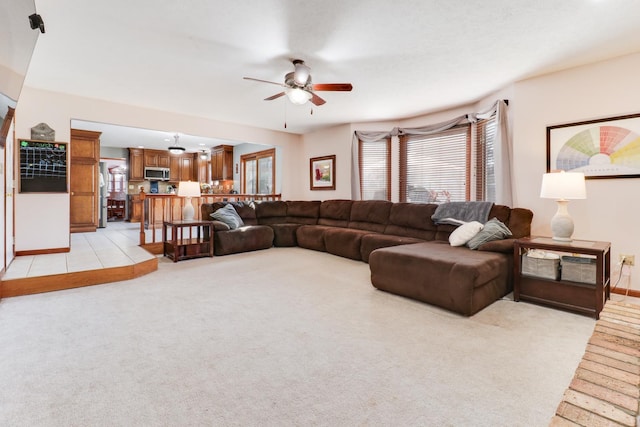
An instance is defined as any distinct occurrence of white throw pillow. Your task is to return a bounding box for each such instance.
[449,221,484,246]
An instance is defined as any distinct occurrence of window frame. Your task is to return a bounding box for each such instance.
[240,148,276,194]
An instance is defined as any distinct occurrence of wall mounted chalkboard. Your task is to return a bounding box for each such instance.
[19,139,68,193]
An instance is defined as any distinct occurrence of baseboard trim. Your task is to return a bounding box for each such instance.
[0,257,158,298]
[16,247,70,256]
[611,287,640,298]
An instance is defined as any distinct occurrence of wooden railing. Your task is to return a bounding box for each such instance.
[136,191,282,246]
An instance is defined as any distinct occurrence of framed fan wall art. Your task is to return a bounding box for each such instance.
[547,113,640,179]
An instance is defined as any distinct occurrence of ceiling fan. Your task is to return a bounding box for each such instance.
[243,59,353,106]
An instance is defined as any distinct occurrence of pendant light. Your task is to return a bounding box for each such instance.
[168,133,185,154]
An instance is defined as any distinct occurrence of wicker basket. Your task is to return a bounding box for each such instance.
[561,256,596,284]
[522,254,560,280]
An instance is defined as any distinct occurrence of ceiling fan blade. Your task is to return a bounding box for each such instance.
[312,83,353,92]
[243,77,286,87]
[310,93,326,106]
[264,92,285,101]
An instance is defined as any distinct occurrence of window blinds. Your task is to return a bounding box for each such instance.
[400,125,470,203]
[359,137,391,200]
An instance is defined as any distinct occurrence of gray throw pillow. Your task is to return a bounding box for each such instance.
[467,218,512,250]
[211,204,244,230]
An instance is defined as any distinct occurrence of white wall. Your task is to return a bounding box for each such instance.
[299,124,353,200]
[513,52,640,291]
[13,87,303,251]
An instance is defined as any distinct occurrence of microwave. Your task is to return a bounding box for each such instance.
[144,167,170,181]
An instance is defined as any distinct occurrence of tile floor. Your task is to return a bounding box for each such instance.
[3,221,157,280]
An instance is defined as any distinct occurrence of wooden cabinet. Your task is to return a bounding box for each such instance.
[129,148,144,181]
[169,152,197,182]
[70,129,101,233]
[180,155,195,181]
[197,157,210,183]
[211,145,233,181]
[144,149,170,168]
[514,237,611,319]
[128,195,142,222]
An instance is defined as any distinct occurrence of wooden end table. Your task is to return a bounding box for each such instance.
[163,220,214,262]
[514,237,611,319]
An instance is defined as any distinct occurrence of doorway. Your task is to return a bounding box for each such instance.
[100,158,127,227]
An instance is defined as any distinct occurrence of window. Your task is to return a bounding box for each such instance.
[241,148,275,194]
[400,125,471,204]
[475,117,497,202]
[358,137,391,200]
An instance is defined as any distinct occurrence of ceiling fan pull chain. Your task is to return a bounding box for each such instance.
[284,99,287,128]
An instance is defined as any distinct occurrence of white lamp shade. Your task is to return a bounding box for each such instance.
[177,181,201,198]
[286,88,311,105]
[540,171,586,200]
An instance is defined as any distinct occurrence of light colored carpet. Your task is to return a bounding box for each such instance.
[0,247,595,426]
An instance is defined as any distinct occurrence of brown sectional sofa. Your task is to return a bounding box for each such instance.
[200,200,533,316]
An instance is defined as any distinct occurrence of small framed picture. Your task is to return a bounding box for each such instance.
[310,155,336,190]
[547,113,640,179]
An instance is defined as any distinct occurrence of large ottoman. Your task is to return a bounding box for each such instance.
[369,241,512,316]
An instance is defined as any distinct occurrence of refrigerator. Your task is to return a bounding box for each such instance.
[98,161,108,228]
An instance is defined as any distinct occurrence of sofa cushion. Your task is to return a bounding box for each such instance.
[269,223,301,247]
[324,228,376,260]
[467,218,512,250]
[233,202,258,226]
[296,225,333,252]
[286,200,320,224]
[507,208,534,238]
[213,225,274,256]
[449,221,483,246]
[255,200,288,225]
[384,203,438,240]
[211,204,244,230]
[360,234,425,263]
[318,200,353,227]
[348,200,392,233]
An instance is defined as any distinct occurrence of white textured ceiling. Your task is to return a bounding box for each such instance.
[23,0,640,149]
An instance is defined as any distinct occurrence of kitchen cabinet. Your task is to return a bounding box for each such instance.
[128,195,143,222]
[197,157,210,183]
[129,148,144,181]
[144,149,170,168]
[211,145,233,181]
[169,152,197,182]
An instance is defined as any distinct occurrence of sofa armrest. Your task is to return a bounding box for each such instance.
[211,220,231,232]
[477,238,516,254]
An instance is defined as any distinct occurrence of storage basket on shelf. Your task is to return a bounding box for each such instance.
[561,255,596,284]
[521,250,560,280]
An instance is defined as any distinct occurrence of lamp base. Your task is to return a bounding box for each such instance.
[183,197,195,220]
[550,199,574,242]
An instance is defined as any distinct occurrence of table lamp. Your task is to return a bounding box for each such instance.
[540,171,586,241]
[178,181,201,220]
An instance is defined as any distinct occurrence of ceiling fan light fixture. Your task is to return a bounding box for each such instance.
[199,150,208,160]
[286,88,312,105]
[293,61,310,86]
[168,133,186,154]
